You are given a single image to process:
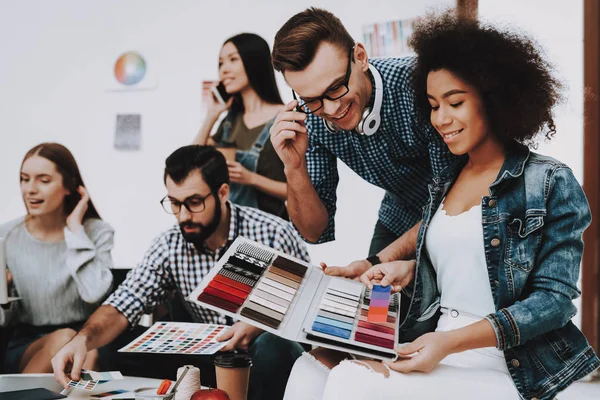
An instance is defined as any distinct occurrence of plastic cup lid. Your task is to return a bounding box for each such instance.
[214,353,252,368]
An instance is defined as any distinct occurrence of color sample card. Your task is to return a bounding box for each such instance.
[197,241,308,330]
[354,288,399,349]
[67,378,99,391]
[80,369,124,381]
[312,278,362,339]
[367,285,391,323]
[309,282,398,350]
[64,369,124,393]
[118,322,230,355]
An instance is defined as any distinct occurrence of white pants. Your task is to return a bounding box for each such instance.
[283,353,519,400]
[283,311,519,400]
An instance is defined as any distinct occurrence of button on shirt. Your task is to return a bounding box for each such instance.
[305,57,456,243]
[104,203,310,327]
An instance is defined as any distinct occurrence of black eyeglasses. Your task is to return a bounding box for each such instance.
[292,46,355,114]
[160,193,212,215]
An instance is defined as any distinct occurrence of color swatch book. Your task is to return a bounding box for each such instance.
[118,322,230,355]
[188,237,401,360]
[64,369,123,393]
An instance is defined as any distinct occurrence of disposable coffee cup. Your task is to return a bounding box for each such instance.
[214,353,252,400]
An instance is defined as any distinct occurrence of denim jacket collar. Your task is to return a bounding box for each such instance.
[432,142,531,195]
[489,143,530,194]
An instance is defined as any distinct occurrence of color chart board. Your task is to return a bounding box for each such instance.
[118,322,230,355]
[188,237,401,361]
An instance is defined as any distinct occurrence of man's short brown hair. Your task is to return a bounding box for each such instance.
[272,7,355,73]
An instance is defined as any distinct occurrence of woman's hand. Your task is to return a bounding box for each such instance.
[384,332,453,373]
[227,161,257,186]
[206,90,233,119]
[360,260,416,293]
[321,259,372,281]
[66,186,89,233]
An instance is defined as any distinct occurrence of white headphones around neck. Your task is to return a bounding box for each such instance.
[323,63,383,136]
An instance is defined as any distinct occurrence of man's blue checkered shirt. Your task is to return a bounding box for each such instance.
[305,56,456,243]
[104,203,310,327]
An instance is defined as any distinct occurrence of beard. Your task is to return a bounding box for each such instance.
[179,197,222,248]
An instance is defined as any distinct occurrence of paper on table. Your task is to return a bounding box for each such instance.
[118,322,230,355]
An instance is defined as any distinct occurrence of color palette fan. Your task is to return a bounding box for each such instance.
[188,237,402,360]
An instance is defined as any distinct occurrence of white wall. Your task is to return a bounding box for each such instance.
[478,1,584,179]
[0,0,454,267]
[0,1,584,281]
[0,0,587,326]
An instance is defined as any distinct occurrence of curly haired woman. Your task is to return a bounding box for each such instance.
[283,10,600,400]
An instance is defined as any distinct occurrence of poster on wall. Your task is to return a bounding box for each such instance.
[362,18,420,58]
[106,50,158,91]
[114,114,141,150]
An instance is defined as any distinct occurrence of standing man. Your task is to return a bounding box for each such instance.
[51,145,308,400]
[270,8,456,276]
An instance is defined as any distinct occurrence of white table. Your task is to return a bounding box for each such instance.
[0,373,166,399]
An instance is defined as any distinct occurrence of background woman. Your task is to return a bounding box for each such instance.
[194,33,288,219]
[284,11,599,400]
[1,142,114,373]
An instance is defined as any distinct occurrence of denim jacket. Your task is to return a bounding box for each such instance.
[398,144,600,400]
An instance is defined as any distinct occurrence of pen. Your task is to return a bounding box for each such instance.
[168,365,190,394]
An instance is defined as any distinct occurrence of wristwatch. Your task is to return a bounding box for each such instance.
[366,254,381,266]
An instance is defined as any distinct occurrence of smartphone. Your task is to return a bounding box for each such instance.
[211,82,231,104]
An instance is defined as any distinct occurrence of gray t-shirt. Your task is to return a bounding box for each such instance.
[0,217,114,327]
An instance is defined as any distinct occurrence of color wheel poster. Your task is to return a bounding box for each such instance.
[106,50,158,91]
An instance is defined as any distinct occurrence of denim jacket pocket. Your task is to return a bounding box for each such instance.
[417,297,440,322]
[505,214,544,272]
[543,329,574,360]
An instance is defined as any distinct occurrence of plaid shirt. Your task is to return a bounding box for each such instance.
[305,56,456,243]
[104,202,310,327]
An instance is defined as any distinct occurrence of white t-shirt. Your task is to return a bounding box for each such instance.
[425,201,507,372]
[425,201,496,318]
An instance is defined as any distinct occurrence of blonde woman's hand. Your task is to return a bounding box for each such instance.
[360,260,416,293]
[66,186,89,233]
